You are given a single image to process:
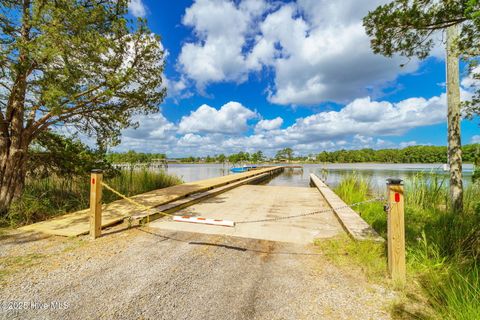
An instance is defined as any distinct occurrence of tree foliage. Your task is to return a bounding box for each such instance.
[228,151,250,164]
[363,0,480,114]
[28,131,114,178]
[106,151,166,164]
[0,0,166,212]
[0,0,166,144]
[275,148,293,161]
[161,145,480,165]
[316,144,480,164]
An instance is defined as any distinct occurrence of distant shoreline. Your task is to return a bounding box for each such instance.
[166,162,476,165]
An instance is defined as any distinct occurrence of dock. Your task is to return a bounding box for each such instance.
[19,166,283,237]
[19,166,382,244]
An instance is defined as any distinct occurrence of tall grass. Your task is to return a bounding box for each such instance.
[1,169,182,227]
[334,173,480,319]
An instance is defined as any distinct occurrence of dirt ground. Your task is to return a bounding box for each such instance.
[0,226,396,320]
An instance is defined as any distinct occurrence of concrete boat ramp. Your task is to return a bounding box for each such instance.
[150,185,342,244]
[19,166,382,244]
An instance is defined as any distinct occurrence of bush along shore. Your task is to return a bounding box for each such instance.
[333,173,480,319]
[1,169,183,228]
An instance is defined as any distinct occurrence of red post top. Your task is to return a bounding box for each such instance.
[394,192,400,203]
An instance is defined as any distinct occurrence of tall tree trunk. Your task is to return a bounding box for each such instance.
[446,25,463,213]
[0,0,33,216]
[0,144,29,215]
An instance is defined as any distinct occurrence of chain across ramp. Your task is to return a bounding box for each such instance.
[101,181,175,224]
[235,197,385,224]
[101,181,385,227]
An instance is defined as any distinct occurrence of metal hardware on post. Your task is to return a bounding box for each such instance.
[386,178,406,286]
[90,169,103,239]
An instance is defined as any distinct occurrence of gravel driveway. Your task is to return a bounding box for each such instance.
[0,227,394,319]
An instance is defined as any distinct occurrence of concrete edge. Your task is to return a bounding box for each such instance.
[309,174,384,243]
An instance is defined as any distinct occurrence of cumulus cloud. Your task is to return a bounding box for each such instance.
[113,50,477,157]
[277,94,447,145]
[255,117,283,132]
[178,101,257,134]
[163,76,192,101]
[254,0,421,104]
[204,92,451,153]
[461,66,480,89]
[177,0,428,105]
[129,0,147,18]
[114,112,177,152]
[113,88,458,156]
[178,0,268,89]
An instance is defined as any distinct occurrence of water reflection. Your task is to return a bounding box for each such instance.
[165,163,474,192]
[165,163,231,182]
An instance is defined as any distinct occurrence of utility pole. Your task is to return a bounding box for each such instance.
[446,24,463,213]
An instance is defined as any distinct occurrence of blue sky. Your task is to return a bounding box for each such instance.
[116,0,480,157]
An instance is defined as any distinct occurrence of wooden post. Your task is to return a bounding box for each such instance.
[386,178,406,286]
[90,169,103,239]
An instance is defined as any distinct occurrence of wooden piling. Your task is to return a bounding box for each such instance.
[386,178,406,286]
[90,169,103,239]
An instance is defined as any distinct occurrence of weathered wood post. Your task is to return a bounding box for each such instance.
[386,178,406,286]
[90,169,103,239]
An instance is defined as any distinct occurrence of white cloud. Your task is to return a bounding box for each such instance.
[354,135,374,144]
[111,85,473,156]
[229,92,449,153]
[461,66,480,89]
[129,0,147,18]
[178,133,216,147]
[255,1,419,104]
[255,117,283,132]
[187,92,451,155]
[124,113,176,141]
[114,112,177,152]
[278,94,447,144]
[177,0,427,105]
[178,0,268,89]
[163,76,192,101]
[399,141,418,148]
[178,101,257,134]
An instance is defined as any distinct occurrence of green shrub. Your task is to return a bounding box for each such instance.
[334,173,480,319]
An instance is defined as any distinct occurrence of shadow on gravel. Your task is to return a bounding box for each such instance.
[0,230,51,245]
[189,241,247,251]
[138,227,324,256]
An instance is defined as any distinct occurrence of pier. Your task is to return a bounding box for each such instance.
[20,166,381,244]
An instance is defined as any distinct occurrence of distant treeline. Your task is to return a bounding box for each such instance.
[105,144,480,164]
[106,151,166,164]
[315,144,480,163]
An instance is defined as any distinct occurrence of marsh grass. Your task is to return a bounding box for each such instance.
[331,173,480,319]
[1,169,182,227]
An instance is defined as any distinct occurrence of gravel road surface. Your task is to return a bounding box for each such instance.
[0,227,394,319]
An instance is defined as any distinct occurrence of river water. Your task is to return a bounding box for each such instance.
[164,163,475,192]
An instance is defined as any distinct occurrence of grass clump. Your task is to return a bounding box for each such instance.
[331,173,480,319]
[0,253,45,284]
[314,235,387,281]
[1,169,182,227]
